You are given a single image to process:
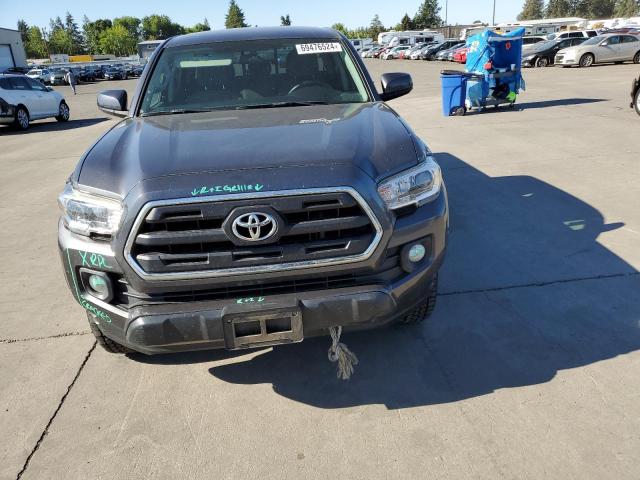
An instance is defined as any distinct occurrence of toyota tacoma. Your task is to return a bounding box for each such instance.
[58,27,448,355]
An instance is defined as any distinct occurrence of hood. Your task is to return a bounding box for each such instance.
[77,102,419,198]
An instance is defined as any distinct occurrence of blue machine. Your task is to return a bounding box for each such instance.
[464,28,526,112]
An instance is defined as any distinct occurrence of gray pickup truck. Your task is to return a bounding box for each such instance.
[58,27,448,355]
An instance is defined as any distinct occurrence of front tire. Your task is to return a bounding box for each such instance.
[579,53,594,67]
[55,101,70,122]
[87,314,134,354]
[536,56,549,67]
[396,274,438,325]
[14,106,29,130]
[633,51,640,64]
[634,88,640,116]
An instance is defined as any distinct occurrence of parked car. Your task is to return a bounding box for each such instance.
[373,47,390,58]
[422,41,464,60]
[522,35,547,47]
[435,44,464,61]
[547,30,599,40]
[409,43,436,60]
[631,75,640,115]
[452,47,468,63]
[381,45,411,60]
[26,68,51,84]
[0,74,70,130]
[129,65,144,77]
[104,68,127,80]
[554,34,640,67]
[48,68,67,85]
[58,27,448,357]
[78,68,97,82]
[522,37,587,67]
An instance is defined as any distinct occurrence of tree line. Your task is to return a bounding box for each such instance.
[518,0,640,21]
[332,1,443,40]
[16,0,444,58]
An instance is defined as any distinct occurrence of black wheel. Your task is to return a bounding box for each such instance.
[634,88,640,116]
[13,106,29,130]
[633,51,640,64]
[536,57,549,68]
[396,275,438,325]
[87,313,134,354]
[451,106,466,116]
[55,101,70,122]
[579,53,594,67]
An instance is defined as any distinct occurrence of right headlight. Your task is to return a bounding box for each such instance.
[377,155,442,210]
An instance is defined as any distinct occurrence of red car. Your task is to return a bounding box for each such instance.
[452,47,468,63]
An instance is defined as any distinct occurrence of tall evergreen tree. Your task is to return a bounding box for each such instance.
[64,12,84,53]
[413,0,443,28]
[225,1,248,29]
[368,14,386,41]
[587,0,616,18]
[518,0,545,20]
[17,20,29,44]
[545,0,571,17]
[614,0,640,16]
[400,13,415,30]
[280,14,291,26]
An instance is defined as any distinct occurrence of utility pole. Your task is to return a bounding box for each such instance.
[492,0,496,26]
[445,0,449,38]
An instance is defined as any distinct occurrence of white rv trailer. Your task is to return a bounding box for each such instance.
[350,38,374,52]
[377,30,445,47]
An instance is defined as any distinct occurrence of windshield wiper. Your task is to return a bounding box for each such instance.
[235,101,329,110]
[141,108,223,117]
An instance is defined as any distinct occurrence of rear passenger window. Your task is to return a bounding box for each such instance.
[622,36,639,43]
[9,77,30,90]
[0,78,12,90]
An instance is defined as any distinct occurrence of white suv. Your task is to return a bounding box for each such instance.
[0,74,69,130]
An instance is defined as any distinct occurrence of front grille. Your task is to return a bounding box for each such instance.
[115,248,402,309]
[126,190,381,278]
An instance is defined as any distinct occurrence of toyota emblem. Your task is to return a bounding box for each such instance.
[231,212,278,242]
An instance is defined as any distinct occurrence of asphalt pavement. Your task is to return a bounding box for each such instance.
[1,59,639,480]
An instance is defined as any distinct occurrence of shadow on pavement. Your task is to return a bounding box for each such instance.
[144,153,640,409]
[514,97,607,110]
[0,117,108,135]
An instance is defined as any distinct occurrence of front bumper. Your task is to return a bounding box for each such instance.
[59,186,448,355]
[554,56,577,65]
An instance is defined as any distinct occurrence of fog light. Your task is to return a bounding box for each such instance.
[80,268,113,303]
[408,244,426,263]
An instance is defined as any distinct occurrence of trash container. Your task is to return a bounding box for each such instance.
[440,70,468,116]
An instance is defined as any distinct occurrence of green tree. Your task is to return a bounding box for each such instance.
[413,0,443,29]
[614,0,640,16]
[331,23,350,37]
[545,0,571,17]
[517,0,545,20]
[368,14,386,41]
[280,14,291,26]
[113,16,141,41]
[400,13,415,30]
[141,14,184,40]
[99,24,137,56]
[83,17,112,54]
[48,27,74,54]
[25,26,49,58]
[587,0,615,17]
[186,18,211,33]
[17,19,29,44]
[225,0,248,28]
[64,12,84,53]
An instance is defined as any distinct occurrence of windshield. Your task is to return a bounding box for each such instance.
[140,38,369,115]
[532,40,558,51]
[581,36,604,45]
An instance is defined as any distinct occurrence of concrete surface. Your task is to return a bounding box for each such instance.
[0,59,639,480]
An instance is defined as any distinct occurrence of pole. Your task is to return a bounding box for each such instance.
[492,0,496,26]
[445,0,449,38]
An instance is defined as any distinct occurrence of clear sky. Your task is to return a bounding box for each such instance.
[1,1,523,31]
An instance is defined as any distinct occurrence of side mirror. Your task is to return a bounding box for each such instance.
[97,89,128,117]
[601,40,609,46]
[379,73,413,101]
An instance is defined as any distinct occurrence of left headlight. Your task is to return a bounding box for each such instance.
[58,183,124,238]
[377,152,442,210]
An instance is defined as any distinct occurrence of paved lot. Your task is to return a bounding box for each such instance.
[1,60,639,480]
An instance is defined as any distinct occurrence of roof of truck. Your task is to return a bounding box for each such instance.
[166,26,342,48]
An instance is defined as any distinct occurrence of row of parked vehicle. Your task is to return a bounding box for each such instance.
[362,28,640,68]
[24,63,144,86]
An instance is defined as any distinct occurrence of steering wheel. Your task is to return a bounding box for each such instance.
[288,80,332,95]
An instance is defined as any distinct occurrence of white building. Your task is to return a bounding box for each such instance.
[0,27,27,71]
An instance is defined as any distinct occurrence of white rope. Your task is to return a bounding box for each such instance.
[327,326,358,380]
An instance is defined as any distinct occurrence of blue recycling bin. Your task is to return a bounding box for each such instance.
[440,70,467,116]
